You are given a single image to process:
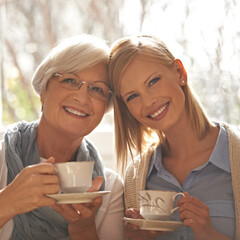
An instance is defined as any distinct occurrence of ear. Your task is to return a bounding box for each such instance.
[174,59,187,86]
[40,92,45,105]
[40,94,44,103]
[40,94,45,111]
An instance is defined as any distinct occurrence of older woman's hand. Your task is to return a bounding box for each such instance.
[0,157,59,227]
[125,208,167,240]
[52,176,104,240]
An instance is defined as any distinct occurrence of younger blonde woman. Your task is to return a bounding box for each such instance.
[109,35,239,240]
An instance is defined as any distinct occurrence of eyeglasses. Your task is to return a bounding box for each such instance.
[52,73,112,100]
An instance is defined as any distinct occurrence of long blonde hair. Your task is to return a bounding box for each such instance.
[109,35,211,174]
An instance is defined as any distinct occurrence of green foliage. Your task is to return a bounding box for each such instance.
[2,76,40,125]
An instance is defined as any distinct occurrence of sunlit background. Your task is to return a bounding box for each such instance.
[0,0,240,170]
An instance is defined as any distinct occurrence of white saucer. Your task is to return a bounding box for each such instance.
[123,217,184,231]
[47,191,110,204]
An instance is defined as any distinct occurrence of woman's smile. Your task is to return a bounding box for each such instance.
[147,101,169,119]
[63,106,89,117]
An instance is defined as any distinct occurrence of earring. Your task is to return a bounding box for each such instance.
[181,80,185,84]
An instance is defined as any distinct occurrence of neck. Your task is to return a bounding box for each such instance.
[164,119,218,160]
[37,118,83,163]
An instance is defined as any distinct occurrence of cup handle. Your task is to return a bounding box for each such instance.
[170,192,185,214]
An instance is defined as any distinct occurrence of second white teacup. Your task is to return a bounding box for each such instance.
[55,161,94,193]
[138,190,185,220]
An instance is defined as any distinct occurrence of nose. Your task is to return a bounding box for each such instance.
[72,83,90,102]
[76,81,88,90]
[141,92,157,108]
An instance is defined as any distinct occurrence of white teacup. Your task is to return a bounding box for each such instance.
[55,161,94,193]
[138,190,185,220]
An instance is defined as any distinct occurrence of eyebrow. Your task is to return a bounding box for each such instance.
[122,71,160,99]
[122,90,135,100]
[144,71,159,85]
[68,73,108,85]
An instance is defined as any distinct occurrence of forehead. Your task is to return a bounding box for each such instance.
[73,62,108,82]
[120,56,166,91]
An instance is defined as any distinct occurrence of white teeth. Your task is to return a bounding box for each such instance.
[150,103,168,118]
[65,107,87,117]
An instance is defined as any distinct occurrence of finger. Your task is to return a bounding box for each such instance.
[52,203,63,212]
[125,222,139,231]
[183,218,200,229]
[179,206,210,223]
[87,176,104,192]
[59,204,80,217]
[29,173,59,188]
[40,174,59,184]
[27,163,56,175]
[71,202,97,218]
[33,195,57,207]
[71,197,102,211]
[92,196,102,208]
[177,195,208,210]
[125,223,165,239]
[178,201,208,217]
[52,204,80,223]
[72,200,99,212]
[125,208,142,219]
[42,157,55,164]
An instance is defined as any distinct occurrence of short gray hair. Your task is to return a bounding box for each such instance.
[32,34,109,95]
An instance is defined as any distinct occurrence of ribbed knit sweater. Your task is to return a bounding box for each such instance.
[124,123,240,240]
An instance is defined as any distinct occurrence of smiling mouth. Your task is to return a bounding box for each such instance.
[64,107,89,117]
[148,102,169,118]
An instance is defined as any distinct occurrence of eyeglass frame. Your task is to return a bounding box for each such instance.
[52,72,113,99]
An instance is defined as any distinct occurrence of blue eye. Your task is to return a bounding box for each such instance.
[126,94,138,102]
[149,77,160,87]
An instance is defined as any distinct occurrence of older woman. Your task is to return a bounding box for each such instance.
[0,35,124,240]
[108,35,239,240]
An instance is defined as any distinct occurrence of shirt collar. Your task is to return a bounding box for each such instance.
[148,123,230,177]
[207,123,230,173]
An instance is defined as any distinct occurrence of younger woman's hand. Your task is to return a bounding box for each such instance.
[177,192,231,240]
[124,208,167,240]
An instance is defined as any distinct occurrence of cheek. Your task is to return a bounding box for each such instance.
[174,85,185,103]
[94,101,107,117]
[126,104,140,120]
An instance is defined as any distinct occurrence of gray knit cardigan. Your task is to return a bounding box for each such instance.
[124,123,240,240]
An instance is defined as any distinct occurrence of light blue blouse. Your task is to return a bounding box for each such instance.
[146,123,235,240]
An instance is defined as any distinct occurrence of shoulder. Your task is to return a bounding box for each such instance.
[4,120,37,133]
[125,145,156,179]
[99,168,123,212]
[0,140,4,155]
[0,140,6,165]
[124,145,157,209]
[104,168,123,191]
[221,122,240,141]
[0,140,8,189]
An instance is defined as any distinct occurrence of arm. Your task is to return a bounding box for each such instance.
[177,192,232,240]
[96,169,125,240]
[0,157,59,228]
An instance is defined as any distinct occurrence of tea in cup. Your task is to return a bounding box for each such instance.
[138,190,185,220]
[55,161,94,193]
